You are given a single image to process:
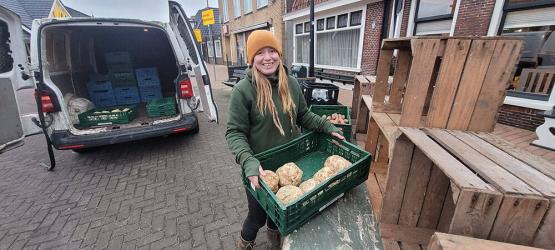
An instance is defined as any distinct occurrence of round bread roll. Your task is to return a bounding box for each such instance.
[313,166,335,183]
[276,162,303,187]
[324,155,351,173]
[299,178,319,193]
[276,185,304,205]
[260,170,280,193]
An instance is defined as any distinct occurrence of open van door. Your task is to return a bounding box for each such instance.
[168,1,219,123]
[0,6,34,153]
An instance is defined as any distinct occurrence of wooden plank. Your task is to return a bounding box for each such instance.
[425,129,542,196]
[383,239,401,250]
[447,40,497,130]
[398,148,433,227]
[380,135,416,224]
[448,189,503,239]
[356,95,372,133]
[365,116,379,156]
[380,223,435,245]
[400,39,442,127]
[399,127,494,190]
[450,130,555,197]
[417,166,451,230]
[437,185,457,233]
[374,133,390,174]
[489,194,549,245]
[534,199,555,248]
[426,39,471,128]
[388,49,411,109]
[352,75,371,120]
[372,112,402,146]
[376,172,387,194]
[428,232,543,250]
[468,40,523,131]
[399,243,422,250]
[373,49,394,108]
[476,133,555,180]
[366,173,383,219]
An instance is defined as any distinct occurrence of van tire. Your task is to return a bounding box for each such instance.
[189,125,199,134]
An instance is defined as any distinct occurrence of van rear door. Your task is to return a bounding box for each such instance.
[168,1,219,123]
[0,6,35,153]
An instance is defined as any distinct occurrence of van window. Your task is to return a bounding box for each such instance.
[0,20,14,73]
[172,9,199,65]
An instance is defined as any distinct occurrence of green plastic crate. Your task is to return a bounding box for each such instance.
[243,131,372,235]
[147,97,177,118]
[78,105,137,126]
[308,105,352,142]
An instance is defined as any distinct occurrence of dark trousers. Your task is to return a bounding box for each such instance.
[241,188,278,241]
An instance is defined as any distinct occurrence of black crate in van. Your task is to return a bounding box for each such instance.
[300,80,339,106]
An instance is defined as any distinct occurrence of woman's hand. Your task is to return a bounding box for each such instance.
[331,132,345,140]
[247,166,266,189]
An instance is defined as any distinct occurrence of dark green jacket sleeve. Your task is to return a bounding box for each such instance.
[292,77,341,135]
[225,87,260,177]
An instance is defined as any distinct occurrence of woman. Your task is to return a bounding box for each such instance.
[225,30,344,249]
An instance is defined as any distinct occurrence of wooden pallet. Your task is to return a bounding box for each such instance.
[378,127,555,248]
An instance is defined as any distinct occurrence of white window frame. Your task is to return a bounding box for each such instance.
[244,0,252,13]
[234,0,241,17]
[292,6,366,72]
[257,0,268,9]
[215,40,222,58]
[222,0,230,22]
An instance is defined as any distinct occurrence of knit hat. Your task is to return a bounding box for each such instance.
[246,30,282,64]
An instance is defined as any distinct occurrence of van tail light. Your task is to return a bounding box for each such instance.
[34,90,58,113]
[179,79,193,99]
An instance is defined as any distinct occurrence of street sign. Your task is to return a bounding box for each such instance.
[194,29,202,42]
[202,9,215,26]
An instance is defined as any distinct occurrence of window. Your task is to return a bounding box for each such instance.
[207,41,214,57]
[413,0,456,35]
[294,10,364,69]
[416,0,455,19]
[317,19,325,31]
[326,17,335,30]
[500,0,555,98]
[222,0,229,22]
[257,0,268,9]
[304,22,311,33]
[337,14,348,28]
[0,21,13,73]
[234,0,241,17]
[295,23,303,34]
[215,40,222,58]
[244,0,252,13]
[350,10,362,26]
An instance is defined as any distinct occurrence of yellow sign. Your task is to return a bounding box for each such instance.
[202,9,215,26]
[49,0,70,18]
[194,29,202,43]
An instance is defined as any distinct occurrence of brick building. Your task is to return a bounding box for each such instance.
[283,0,555,131]
[218,0,284,65]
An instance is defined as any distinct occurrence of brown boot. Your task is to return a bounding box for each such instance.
[266,228,281,250]
[236,235,255,250]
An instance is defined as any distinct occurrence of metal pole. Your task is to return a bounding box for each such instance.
[209,24,217,79]
[309,0,315,77]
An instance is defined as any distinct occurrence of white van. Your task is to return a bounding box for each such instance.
[0,1,218,155]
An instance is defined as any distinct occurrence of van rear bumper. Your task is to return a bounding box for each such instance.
[51,114,198,150]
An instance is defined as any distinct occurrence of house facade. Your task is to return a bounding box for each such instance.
[193,8,224,64]
[284,0,555,131]
[218,0,283,66]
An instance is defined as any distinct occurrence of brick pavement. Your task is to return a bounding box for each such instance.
[0,87,273,249]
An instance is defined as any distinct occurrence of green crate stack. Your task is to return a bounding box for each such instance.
[243,132,371,235]
[146,97,177,118]
[308,105,352,142]
[78,105,137,126]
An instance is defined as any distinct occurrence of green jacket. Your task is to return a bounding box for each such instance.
[225,68,341,177]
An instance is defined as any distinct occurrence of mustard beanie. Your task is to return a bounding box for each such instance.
[246,30,282,64]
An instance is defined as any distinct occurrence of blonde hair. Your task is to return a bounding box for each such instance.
[251,59,296,135]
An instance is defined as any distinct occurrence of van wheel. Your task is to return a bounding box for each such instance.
[189,125,199,134]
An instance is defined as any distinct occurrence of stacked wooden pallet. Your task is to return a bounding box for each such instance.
[380,127,555,249]
[427,233,543,250]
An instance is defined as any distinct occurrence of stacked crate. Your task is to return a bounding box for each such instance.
[105,52,140,105]
[87,74,116,107]
[135,67,162,103]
